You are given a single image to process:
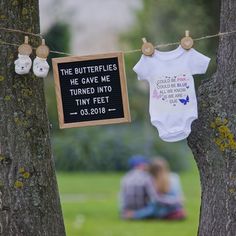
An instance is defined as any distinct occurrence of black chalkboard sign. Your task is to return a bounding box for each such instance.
[52,52,131,128]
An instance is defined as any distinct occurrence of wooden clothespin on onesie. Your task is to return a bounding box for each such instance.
[181,30,194,50]
[141,37,155,56]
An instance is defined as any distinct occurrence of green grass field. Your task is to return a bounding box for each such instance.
[57,165,200,236]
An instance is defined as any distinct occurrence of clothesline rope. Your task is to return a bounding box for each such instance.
[0,27,43,38]
[125,30,236,54]
[1,27,236,56]
[0,39,72,56]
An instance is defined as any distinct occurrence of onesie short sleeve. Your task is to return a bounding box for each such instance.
[133,55,150,81]
[188,49,211,75]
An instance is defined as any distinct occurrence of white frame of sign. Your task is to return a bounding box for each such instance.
[52,52,131,129]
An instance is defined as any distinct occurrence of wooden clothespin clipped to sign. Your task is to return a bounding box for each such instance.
[181,30,194,50]
[141,37,155,56]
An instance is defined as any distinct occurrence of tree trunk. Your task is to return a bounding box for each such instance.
[0,1,66,235]
[188,0,236,235]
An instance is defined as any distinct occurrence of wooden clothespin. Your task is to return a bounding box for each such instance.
[181,30,194,50]
[141,37,155,56]
[36,39,50,59]
[18,36,32,55]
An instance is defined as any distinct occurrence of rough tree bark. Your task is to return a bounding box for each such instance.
[0,1,66,235]
[188,0,236,235]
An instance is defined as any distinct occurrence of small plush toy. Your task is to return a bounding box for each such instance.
[14,36,32,75]
[33,39,50,78]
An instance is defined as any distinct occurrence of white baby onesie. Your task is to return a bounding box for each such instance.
[133,45,210,142]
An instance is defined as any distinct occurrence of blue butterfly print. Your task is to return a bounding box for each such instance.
[179,95,189,105]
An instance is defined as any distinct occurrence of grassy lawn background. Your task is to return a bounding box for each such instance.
[57,163,200,236]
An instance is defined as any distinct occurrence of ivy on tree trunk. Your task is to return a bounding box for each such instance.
[188,0,236,235]
[0,1,65,235]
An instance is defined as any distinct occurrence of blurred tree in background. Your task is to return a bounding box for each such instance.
[45,22,71,67]
[44,22,71,129]
[51,125,189,172]
[44,0,220,172]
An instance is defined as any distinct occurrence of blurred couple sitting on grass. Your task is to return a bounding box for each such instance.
[120,155,186,220]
